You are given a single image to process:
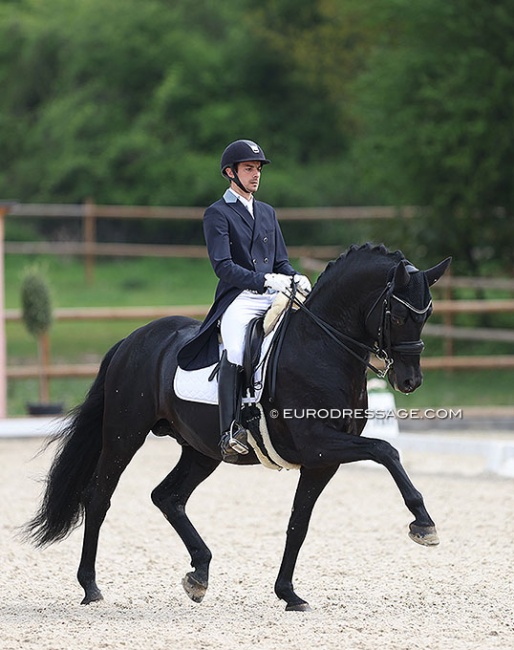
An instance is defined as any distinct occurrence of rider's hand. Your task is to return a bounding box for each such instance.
[294,274,312,295]
[264,273,294,294]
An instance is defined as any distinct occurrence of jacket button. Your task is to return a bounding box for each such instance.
[252,258,257,264]
[263,236,268,242]
[264,257,268,263]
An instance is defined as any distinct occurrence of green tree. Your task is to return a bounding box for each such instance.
[352,0,514,273]
[3,0,512,273]
[247,0,381,205]
[0,0,254,204]
[0,0,373,210]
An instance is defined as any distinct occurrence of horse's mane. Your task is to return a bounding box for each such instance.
[313,243,405,292]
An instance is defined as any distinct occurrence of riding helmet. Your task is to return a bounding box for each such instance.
[220,139,271,177]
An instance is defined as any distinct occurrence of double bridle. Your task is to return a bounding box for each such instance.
[288,272,431,379]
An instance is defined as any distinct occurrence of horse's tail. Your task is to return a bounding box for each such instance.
[24,339,124,548]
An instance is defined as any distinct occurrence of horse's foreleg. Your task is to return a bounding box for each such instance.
[151,445,220,604]
[311,433,439,546]
[368,437,439,545]
[275,465,339,612]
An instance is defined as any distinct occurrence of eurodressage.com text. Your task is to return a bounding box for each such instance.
[269,408,463,421]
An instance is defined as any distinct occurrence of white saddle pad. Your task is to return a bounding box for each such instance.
[174,326,276,405]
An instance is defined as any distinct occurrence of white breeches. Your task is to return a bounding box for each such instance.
[220,290,277,365]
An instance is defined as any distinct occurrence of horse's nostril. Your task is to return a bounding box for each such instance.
[403,376,422,393]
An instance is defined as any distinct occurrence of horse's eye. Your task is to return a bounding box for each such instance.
[391,314,405,327]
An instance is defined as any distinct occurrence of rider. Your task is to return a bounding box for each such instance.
[177,139,311,462]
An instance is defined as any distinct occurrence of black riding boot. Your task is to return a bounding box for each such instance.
[218,351,249,463]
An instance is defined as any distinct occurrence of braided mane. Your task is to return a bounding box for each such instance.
[313,243,405,292]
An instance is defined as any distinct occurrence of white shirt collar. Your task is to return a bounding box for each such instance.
[223,188,254,217]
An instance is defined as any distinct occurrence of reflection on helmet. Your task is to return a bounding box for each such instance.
[220,139,271,177]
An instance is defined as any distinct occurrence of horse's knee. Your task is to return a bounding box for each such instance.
[385,440,400,462]
[371,438,400,464]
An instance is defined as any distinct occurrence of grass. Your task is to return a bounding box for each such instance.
[393,369,514,409]
[6,254,217,308]
[7,255,217,415]
[5,254,514,415]
[7,255,216,359]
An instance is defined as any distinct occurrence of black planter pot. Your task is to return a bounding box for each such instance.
[26,403,65,416]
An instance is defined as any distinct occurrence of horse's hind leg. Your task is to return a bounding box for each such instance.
[151,445,220,604]
[78,432,146,604]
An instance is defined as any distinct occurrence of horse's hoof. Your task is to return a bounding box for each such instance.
[409,523,440,546]
[182,572,207,603]
[285,601,312,612]
[81,589,104,605]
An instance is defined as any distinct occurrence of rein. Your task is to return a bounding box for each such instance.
[287,276,429,380]
[291,290,390,378]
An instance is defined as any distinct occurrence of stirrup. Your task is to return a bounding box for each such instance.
[221,422,249,456]
[227,421,249,454]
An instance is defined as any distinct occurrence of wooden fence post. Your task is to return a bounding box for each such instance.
[83,198,97,285]
[0,201,19,417]
[0,205,7,417]
[444,267,454,359]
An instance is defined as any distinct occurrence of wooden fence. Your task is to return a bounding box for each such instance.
[4,201,514,379]
[5,297,514,379]
[6,201,416,283]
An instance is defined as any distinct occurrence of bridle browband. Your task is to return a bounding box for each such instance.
[286,269,431,379]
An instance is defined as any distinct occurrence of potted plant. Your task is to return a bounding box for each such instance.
[20,265,63,416]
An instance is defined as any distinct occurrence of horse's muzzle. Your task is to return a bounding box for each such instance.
[388,365,423,394]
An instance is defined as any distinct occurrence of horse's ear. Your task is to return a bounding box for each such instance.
[392,261,411,289]
[425,257,452,286]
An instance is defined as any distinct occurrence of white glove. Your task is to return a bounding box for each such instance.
[294,274,312,294]
[264,273,294,293]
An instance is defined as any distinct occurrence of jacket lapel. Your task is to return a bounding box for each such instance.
[230,201,254,229]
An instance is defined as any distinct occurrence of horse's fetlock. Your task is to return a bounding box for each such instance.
[191,548,212,569]
[274,578,292,600]
[406,490,424,509]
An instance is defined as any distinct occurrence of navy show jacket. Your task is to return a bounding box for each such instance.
[177,190,297,370]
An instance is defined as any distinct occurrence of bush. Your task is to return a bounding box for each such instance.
[21,266,53,337]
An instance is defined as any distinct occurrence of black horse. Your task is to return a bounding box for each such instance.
[25,243,451,611]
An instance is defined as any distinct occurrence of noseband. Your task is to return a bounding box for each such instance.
[365,282,430,370]
[289,275,431,379]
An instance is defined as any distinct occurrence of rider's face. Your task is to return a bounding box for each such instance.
[228,160,262,195]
